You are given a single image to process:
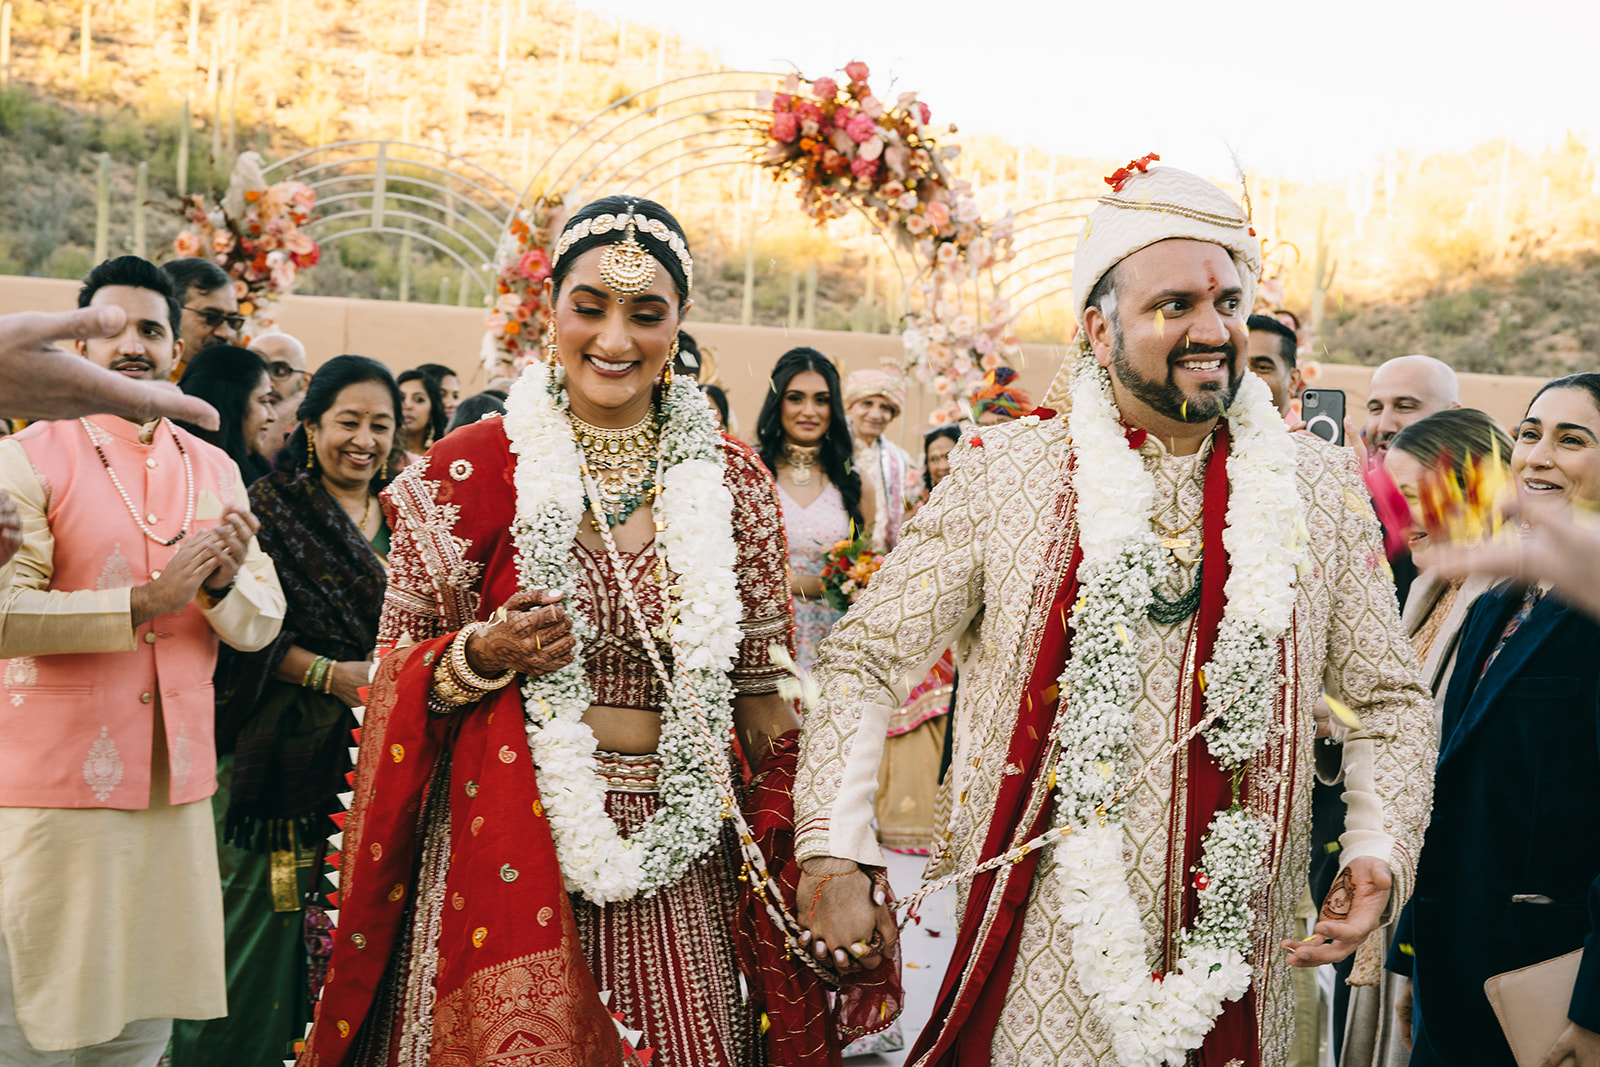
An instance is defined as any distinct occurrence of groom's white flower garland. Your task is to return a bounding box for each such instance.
[1053,353,1305,1067]
[502,361,742,904]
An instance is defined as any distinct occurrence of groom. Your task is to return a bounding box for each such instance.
[794,160,1436,1066]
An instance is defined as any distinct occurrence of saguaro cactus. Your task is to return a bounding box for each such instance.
[1309,210,1338,342]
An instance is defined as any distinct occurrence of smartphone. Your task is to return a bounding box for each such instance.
[1301,388,1346,446]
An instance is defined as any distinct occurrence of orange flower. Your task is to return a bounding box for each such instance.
[244,189,261,202]
[504,321,521,335]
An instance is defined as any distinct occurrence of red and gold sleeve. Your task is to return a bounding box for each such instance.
[722,438,795,696]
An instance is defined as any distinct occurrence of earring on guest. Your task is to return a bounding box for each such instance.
[306,427,317,469]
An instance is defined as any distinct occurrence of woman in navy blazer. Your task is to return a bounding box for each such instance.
[1390,373,1600,1067]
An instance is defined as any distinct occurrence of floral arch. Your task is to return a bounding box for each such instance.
[486,63,1037,419]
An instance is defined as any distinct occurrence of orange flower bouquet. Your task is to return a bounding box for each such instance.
[819,536,885,611]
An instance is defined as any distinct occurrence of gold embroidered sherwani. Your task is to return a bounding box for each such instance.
[794,416,1437,1065]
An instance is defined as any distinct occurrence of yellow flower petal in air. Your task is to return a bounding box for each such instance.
[1114,622,1130,647]
[1153,309,1166,339]
[1325,694,1364,730]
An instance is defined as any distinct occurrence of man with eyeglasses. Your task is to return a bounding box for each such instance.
[162,259,243,375]
[248,332,309,455]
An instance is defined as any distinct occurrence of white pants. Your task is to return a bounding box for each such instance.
[0,936,170,1067]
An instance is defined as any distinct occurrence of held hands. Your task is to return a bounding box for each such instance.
[465,589,575,679]
[796,856,898,974]
[1282,856,1393,967]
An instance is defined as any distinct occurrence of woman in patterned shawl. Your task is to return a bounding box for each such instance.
[175,356,403,1064]
[301,197,897,1067]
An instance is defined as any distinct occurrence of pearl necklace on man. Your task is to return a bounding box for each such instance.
[81,417,196,547]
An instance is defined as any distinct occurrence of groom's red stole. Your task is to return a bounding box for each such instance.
[911,424,1260,1067]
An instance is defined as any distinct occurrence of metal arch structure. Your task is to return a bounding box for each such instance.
[262,141,522,300]
[515,70,920,304]
[991,194,1100,321]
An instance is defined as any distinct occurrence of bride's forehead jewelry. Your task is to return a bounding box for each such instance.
[550,202,695,297]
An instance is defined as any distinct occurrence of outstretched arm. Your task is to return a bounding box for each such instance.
[1286,448,1435,967]
[796,436,990,968]
[0,307,220,427]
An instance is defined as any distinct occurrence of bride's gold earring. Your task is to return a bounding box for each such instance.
[662,335,679,389]
[544,320,559,367]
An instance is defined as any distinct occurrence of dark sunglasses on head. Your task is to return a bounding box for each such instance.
[185,305,247,331]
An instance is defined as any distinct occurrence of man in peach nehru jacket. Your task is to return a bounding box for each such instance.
[794,160,1435,1066]
[0,256,284,1066]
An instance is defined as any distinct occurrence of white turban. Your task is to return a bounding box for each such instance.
[1045,162,1262,407]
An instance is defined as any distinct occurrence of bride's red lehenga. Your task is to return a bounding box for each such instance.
[298,416,893,1067]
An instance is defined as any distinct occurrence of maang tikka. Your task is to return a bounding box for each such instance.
[596,209,658,296]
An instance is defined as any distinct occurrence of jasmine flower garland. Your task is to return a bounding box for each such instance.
[503,361,742,904]
[1053,354,1303,1066]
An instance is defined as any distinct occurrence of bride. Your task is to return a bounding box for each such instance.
[298,195,896,1067]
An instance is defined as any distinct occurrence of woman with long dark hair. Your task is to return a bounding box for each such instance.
[177,344,277,483]
[171,356,404,1065]
[757,347,872,672]
[304,198,898,1066]
[396,368,447,458]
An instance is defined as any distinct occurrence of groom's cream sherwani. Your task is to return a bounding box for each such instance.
[795,415,1437,1065]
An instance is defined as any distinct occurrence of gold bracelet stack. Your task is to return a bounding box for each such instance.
[429,621,517,714]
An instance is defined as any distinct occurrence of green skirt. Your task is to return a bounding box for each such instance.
[168,755,317,1066]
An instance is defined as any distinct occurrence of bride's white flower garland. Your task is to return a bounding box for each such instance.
[1053,353,1305,1066]
[502,361,742,904]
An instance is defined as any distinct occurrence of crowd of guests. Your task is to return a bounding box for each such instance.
[0,241,1594,1067]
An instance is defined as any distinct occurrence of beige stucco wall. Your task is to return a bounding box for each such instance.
[2,275,1546,456]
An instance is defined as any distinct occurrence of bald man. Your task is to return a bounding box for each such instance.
[1364,354,1461,457]
[248,332,309,458]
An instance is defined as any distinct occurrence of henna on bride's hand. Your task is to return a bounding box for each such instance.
[466,590,574,677]
[1322,866,1355,922]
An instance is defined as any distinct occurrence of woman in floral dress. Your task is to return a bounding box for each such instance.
[756,347,870,673]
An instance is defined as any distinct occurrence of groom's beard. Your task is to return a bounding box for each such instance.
[1110,326,1243,424]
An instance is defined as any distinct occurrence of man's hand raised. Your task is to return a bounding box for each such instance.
[1282,856,1393,967]
[0,307,220,428]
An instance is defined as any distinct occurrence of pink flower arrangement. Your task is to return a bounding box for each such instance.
[753,62,1020,399]
[169,153,319,333]
[755,62,1003,274]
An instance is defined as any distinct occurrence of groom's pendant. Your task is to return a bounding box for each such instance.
[1160,537,1193,550]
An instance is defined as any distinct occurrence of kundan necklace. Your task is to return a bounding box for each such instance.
[783,441,820,486]
[570,409,660,527]
[81,417,195,546]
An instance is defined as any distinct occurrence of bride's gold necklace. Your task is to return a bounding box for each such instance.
[570,408,660,528]
[783,442,821,486]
